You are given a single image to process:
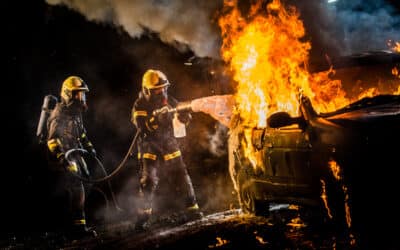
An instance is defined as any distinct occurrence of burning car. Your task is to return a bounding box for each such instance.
[228,51,400,228]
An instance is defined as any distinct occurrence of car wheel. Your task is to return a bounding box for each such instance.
[237,168,270,216]
[239,181,254,214]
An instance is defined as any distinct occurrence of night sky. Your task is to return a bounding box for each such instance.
[4,0,400,235]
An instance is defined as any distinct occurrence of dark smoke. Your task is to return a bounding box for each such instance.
[332,0,400,54]
[289,0,400,58]
[46,0,223,58]
[45,0,400,60]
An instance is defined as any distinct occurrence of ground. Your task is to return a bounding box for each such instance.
[1,205,360,250]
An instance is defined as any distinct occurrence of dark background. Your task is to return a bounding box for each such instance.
[4,0,235,235]
[3,0,400,237]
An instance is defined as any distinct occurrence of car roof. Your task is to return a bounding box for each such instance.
[309,50,400,73]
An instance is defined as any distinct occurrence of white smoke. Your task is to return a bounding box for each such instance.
[46,0,222,58]
[207,123,228,157]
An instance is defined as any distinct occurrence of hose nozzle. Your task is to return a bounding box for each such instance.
[152,101,193,116]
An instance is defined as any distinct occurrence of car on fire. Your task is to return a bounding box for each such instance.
[229,51,400,227]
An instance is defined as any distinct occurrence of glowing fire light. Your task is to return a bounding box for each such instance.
[388,40,400,53]
[218,0,353,126]
[218,0,349,168]
[320,179,332,219]
[393,67,400,80]
[329,160,341,181]
[396,43,400,52]
[329,160,353,229]
[219,0,399,169]
[208,237,229,248]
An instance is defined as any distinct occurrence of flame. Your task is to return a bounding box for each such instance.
[219,0,312,127]
[389,41,400,82]
[255,236,267,244]
[329,160,341,181]
[393,67,400,80]
[218,0,353,123]
[241,129,258,167]
[218,0,349,168]
[388,40,400,52]
[286,217,306,228]
[329,160,353,229]
[396,43,400,53]
[208,237,229,248]
[343,185,352,228]
[219,0,399,168]
[320,179,332,219]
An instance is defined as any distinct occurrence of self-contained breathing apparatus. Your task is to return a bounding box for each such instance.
[36,94,139,183]
[37,95,58,144]
[36,94,140,212]
[36,91,195,212]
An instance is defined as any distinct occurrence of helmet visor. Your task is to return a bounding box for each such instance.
[150,86,168,96]
[73,91,87,104]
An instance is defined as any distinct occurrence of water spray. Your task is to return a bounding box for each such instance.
[152,95,235,128]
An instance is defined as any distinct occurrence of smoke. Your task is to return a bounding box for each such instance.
[45,0,223,58]
[207,123,229,157]
[44,0,400,60]
[199,174,238,213]
[290,0,400,57]
[328,0,400,54]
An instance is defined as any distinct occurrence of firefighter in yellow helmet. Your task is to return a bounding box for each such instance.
[46,76,97,239]
[131,69,202,230]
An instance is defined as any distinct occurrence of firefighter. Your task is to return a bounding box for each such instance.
[46,76,97,239]
[131,69,202,230]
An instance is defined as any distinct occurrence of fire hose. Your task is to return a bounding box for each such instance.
[64,129,140,183]
[63,130,140,211]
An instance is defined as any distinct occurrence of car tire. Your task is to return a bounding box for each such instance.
[237,167,270,217]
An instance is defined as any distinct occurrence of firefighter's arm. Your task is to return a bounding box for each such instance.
[80,130,96,157]
[177,111,192,125]
[47,118,80,173]
[152,106,172,126]
[132,106,159,132]
[168,96,191,125]
[47,118,66,162]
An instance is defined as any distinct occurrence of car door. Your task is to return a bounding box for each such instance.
[262,125,313,190]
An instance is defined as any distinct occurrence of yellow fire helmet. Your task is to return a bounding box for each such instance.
[142,69,170,98]
[60,76,89,104]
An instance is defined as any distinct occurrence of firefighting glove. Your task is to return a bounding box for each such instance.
[178,111,192,125]
[155,106,171,124]
[88,147,97,158]
[146,116,159,131]
[56,152,66,165]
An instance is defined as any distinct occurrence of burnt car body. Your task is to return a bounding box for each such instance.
[230,51,400,229]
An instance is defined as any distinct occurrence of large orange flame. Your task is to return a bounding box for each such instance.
[219,0,399,168]
[220,0,310,127]
[218,0,351,127]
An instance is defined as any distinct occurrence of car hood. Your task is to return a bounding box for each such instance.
[322,95,400,122]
